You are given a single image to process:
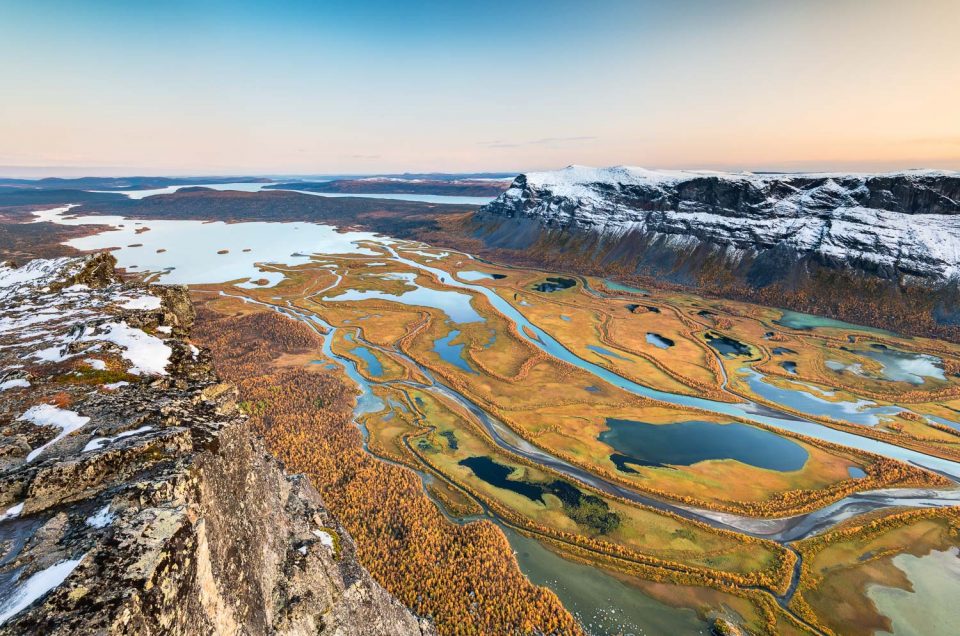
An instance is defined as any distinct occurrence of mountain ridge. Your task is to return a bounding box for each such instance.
[485,165,960,283]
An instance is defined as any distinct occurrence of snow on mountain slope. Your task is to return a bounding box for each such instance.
[483,166,960,283]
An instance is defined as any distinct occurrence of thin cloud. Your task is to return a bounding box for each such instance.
[480,136,597,149]
[901,137,960,146]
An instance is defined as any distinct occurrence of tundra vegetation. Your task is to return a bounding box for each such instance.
[186,243,960,635]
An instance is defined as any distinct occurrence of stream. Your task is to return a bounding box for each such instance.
[42,206,960,635]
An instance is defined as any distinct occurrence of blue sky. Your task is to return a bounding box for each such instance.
[1,0,958,175]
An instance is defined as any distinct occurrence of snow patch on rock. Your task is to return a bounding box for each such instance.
[0,556,85,625]
[18,404,91,462]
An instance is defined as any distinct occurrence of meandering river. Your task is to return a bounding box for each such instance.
[37,204,960,635]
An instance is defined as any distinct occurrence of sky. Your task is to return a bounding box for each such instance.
[1,0,958,176]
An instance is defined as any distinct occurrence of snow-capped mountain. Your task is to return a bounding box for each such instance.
[480,166,960,284]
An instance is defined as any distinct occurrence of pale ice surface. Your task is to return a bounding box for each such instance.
[84,505,115,529]
[0,258,74,300]
[0,556,85,625]
[89,182,270,199]
[83,358,107,371]
[83,425,153,453]
[118,294,162,310]
[312,528,336,551]
[80,322,170,375]
[0,502,24,522]
[88,181,494,204]
[0,379,30,391]
[18,405,91,462]
[31,344,75,363]
[35,207,384,286]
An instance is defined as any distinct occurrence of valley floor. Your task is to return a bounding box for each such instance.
[5,200,960,635]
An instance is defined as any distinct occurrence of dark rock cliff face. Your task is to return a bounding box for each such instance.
[466,167,960,336]
[0,255,433,635]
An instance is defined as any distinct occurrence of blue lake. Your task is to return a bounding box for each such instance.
[603,279,648,295]
[458,270,506,281]
[324,273,483,323]
[599,418,809,471]
[434,329,476,374]
[741,368,901,426]
[926,414,960,431]
[645,333,674,349]
[344,333,384,377]
[775,309,893,335]
[857,345,945,385]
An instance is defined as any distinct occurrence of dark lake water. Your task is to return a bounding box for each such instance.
[533,277,577,292]
[599,418,809,471]
[705,332,752,357]
[459,456,546,502]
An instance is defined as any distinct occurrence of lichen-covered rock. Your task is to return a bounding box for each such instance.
[0,255,433,635]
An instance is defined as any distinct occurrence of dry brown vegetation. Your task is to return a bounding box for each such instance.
[193,300,582,636]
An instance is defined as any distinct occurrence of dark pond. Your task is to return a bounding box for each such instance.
[533,277,577,293]
[780,361,798,374]
[645,333,674,349]
[705,332,752,357]
[459,456,546,502]
[459,456,620,533]
[772,347,797,356]
[599,418,809,471]
[439,430,458,450]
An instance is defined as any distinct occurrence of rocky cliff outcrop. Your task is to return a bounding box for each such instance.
[0,254,433,635]
[477,166,960,285]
